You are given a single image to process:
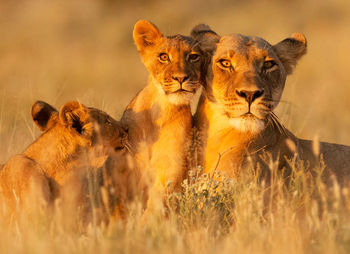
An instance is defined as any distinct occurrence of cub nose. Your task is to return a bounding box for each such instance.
[236,89,264,105]
[172,75,189,84]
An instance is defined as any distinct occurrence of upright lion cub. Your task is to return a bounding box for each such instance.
[122,20,209,208]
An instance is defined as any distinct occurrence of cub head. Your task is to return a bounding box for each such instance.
[133,20,210,105]
[192,26,307,133]
[31,101,129,161]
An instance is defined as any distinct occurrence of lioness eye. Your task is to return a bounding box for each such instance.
[218,59,232,68]
[263,60,276,69]
[159,53,169,62]
[188,53,200,62]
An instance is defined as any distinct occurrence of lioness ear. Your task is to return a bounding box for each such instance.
[31,101,58,131]
[272,33,307,75]
[191,24,220,54]
[133,20,162,55]
[59,101,90,136]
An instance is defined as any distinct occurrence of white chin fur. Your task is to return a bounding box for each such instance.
[168,92,193,105]
[228,117,265,133]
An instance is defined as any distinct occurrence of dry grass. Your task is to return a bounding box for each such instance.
[1,0,350,253]
[2,161,350,254]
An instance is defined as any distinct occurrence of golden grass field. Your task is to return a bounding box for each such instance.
[1,0,350,253]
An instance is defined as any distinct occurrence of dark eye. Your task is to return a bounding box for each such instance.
[218,59,232,69]
[159,53,169,62]
[115,145,125,151]
[263,60,276,70]
[188,53,200,62]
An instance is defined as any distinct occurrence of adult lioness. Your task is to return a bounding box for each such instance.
[192,25,350,184]
[121,20,209,209]
[0,101,131,225]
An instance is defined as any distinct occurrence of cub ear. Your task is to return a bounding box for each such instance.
[133,20,162,55]
[30,101,58,131]
[190,24,220,54]
[272,33,307,75]
[59,101,90,136]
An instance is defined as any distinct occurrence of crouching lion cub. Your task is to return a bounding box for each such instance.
[0,101,132,227]
[192,25,350,185]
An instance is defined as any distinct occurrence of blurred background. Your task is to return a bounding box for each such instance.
[0,0,349,162]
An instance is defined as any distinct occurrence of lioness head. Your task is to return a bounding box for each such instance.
[133,20,209,105]
[30,101,129,166]
[192,25,307,133]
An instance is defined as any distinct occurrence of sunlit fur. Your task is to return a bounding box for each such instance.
[0,101,132,225]
[132,20,207,106]
[193,26,350,184]
[207,34,292,133]
[228,117,265,133]
[122,20,211,210]
[168,91,195,105]
[193,26,307,176]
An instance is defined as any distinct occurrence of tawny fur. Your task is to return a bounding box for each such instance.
[192,26,350,184]
[0,101,132,226]
[121,20,210,209]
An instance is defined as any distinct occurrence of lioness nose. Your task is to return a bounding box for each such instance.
[172,75,189,84]
[236,89,264,105]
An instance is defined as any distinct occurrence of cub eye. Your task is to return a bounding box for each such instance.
[159,53,169,62]
[188,53,200,62]
[263,60,276,70]
[218,59,232,69]
[115,145,125,151]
